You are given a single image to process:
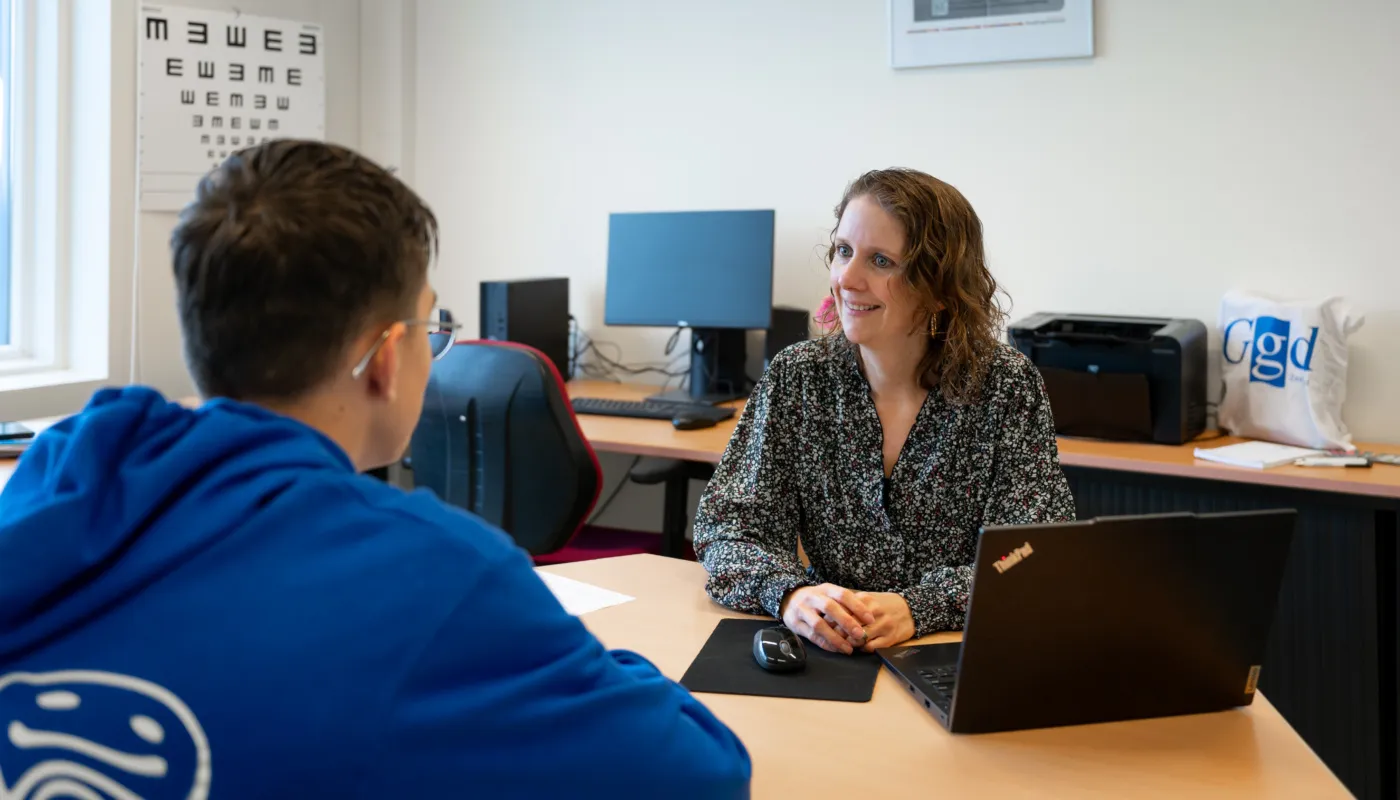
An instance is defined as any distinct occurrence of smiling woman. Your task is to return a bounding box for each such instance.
[826,169,1006,406]
[693,168,1077,655]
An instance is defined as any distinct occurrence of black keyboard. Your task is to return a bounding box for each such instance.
[571,397,736,423]
[917,666,957,712]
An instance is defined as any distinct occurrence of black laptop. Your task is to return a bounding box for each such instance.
[878,510,1296,734]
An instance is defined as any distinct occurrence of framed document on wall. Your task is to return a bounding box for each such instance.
[138,5,327,211]
[889,0,1094,69]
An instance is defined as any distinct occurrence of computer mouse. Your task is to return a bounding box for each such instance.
[671,413,717,431]
[752,626,806,673]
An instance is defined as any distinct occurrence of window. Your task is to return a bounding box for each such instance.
[0,0,11,347]
[0,0,57,377]
[0,0,119,420]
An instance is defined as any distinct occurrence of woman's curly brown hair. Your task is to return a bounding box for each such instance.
[822,168,1008,405]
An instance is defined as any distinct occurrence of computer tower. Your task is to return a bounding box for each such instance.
[765,306,811,369]
[479,278,570,379]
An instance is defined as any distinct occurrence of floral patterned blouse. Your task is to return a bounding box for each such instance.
[693,335,1076,636]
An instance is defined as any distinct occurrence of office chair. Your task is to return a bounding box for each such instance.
[626,458,710,559]
[411,340,666,563]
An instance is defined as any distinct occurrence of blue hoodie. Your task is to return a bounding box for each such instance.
[0,387,750,799]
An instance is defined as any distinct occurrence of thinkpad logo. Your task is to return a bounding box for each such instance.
[992,542,1034,574]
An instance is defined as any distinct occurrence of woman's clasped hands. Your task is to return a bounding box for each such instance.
[780,584,915,654]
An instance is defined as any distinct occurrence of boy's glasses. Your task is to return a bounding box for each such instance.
[352,308,461,379]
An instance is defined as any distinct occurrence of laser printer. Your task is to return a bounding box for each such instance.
[1007,313,1207,445]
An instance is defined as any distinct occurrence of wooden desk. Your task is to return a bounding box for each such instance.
[567,379,742,463]
[1059,435,1400,500]
[0,416,62,494]
[566,379,1400,799]
[541,554,1348,799]
[569,377,1400,498]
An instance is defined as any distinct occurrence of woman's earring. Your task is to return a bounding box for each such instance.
[929,310,939,338]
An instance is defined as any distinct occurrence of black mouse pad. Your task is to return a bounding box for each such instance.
[679,619,882,703]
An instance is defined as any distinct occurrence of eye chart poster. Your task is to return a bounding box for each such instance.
[138,5,326,211]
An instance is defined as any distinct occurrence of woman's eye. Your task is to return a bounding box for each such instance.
[873,254,891,268]
[837,244,853,258]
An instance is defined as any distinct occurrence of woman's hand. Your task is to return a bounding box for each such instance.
[855,592,916,652]
[780,584,875,654]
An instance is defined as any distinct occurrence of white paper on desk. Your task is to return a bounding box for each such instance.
[534,570,635,616]
[1193,441,1323,469]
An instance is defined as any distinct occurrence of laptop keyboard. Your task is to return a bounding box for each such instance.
[917,666,957,712]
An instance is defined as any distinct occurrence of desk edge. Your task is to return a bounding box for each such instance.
[1060,451,1400,500]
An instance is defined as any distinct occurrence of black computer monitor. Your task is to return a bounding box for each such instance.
[605,209,775,404]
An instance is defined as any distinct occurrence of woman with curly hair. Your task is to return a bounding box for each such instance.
[693,168,1075,654]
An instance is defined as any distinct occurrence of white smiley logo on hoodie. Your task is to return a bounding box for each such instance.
[0,670,210,799]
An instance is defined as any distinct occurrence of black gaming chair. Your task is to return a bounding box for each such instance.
[410,340,600,556]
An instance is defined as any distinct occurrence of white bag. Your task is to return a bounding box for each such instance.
[1218,290,1364,450]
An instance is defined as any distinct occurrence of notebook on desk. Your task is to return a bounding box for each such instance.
[1192,440,1324,469]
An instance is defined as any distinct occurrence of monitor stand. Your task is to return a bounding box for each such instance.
[648,327,751,406]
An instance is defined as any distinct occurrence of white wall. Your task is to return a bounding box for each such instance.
[413,0,1400,456]
[122,0,367,399]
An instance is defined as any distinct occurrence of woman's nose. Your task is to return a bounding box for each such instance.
[835,258,867,290]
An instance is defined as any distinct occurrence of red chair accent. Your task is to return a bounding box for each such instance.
[411,340,670,563]
[533,525,695,566]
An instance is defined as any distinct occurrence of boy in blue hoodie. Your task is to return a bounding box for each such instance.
[0,141,750,799]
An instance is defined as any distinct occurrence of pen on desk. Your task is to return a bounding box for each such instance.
[1295,456,1371,468]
